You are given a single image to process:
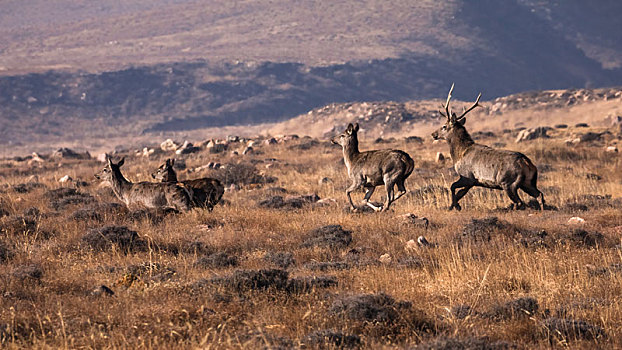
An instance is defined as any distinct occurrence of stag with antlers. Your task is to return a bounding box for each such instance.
[431,84,545,210]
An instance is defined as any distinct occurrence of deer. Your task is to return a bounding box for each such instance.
[331,123,415,212]
[95,155,192,212]
[151,158,224,211]
[431,84,545,211]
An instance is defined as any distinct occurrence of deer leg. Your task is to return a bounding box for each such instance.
[450,177,472,211]
[362,186,382,211]
[392,178,407,202]
[346,180,362,211]
[504,178,525,210]
[381,177,395,212]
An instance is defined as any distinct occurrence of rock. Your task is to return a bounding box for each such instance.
[578,132,604,143]
[264,137,278,145]
[140,147,155,157]
[58,175,72,183]
[605,146,618,153]
[176,140,200,154]
[208,143,227,154]
[51,147,90,160]
[96,153,108,163]
[397,213,429,228]
[568,217,585,225]
[160,139,179,152]
[379,253,392,264]
[417,236,433,247]
[318,177,333,185]
[405,239,418,252]
[91,285,115,297]
[242,146,254,155]
[575,123,589,128]
[435,152,445,162]
[515,127,550,142]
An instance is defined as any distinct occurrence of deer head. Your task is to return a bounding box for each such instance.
[331,123,360,147]
[95,155,125,183]
[151,158,176,182]
[431,83,482,141]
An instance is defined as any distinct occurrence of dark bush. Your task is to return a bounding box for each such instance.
[69,203,124,221]
[460,217,509,243]
[565,229,604,247]
[286,275,337,292]
[12,264,43,282]
[211,163,277,186]
[82,226,143,252]
[450,305,475,320]
[0,215,38,236]
[303,330,361,348]
[304,261,350,271]
[410,337,517,350]
[127,208,174,224]
[263,251,295,269]
[541,318,605,341]
[329,293,410,323]
[211,268,290,292]
[12,182,45,193]
[302,225,352,249]
[486,297,539,320]
[195,252,239,268]
[0,241,14,263]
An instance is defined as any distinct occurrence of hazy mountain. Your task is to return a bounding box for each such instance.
[0,0,621,150]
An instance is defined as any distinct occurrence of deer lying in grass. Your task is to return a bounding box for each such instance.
[431,84,545,210]
[332,123,414,212]
[151,159,224,211]
[95,155,191,212]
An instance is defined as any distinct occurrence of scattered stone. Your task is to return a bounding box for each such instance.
[242,146,254,155]
[379,253,392,264]
[605,146,618,153]
[160,139,179,152]
[541,318,605,341]
[175,141,200,154]
[568,217,585,225]
[208,143,228,154]
[51,147,90,160]
[578,132,605,143]
[195,252,239,269]
[58,175,72,183]
[575,123,589,128]
[264,137,278,145]
[555,124,568,129]
[417,236,433,247]
[301,225,352,249]
[515,127,550,142]
[91,285,115,297]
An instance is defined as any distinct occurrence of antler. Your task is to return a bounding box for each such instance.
[456,92,482,120]
[441,83,455,120]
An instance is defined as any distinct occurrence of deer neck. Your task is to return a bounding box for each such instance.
[447,127,475,162]
[165,169,178,182]
[342,137,360,174]
[109,169,132,200]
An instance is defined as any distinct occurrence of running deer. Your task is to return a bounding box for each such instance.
[95,155,191,212]
[332,123,415,212]
[431,84,545,210]
[151,159,224,211]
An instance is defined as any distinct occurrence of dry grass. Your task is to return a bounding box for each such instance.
[0,127,621,349]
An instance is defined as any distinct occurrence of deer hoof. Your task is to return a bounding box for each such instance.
[449,203,461,211]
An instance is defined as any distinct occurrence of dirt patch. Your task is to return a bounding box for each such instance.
[82,226,144,252]
[303,330,361,348]
[69,203,125,221]
[302,225,352,249]
[195,252,239,269]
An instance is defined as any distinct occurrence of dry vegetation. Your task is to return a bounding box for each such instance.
[1,122,622,349]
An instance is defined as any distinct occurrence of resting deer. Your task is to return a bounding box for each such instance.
[332,123,414,212]
[95,155,191,212]
[431,84,545,210]
[151,159,224,211]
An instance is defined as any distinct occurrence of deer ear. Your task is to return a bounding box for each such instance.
[106,154,113,167]
[354,123,359,132]
[457,117,466,126]
[118,157,125,167]
[346,123,354,134]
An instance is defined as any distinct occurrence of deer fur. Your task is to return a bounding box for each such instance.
[332,123,415,212]
[431,84,545,210]
[95,156,191,212]
[151,159,224,211]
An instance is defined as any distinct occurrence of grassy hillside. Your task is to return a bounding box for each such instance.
[1,120,621,348]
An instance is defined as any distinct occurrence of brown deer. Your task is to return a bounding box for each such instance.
[151,159,224,211]
[332,123,414,212]
[95,155,192,212]
[431,84,545,210]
